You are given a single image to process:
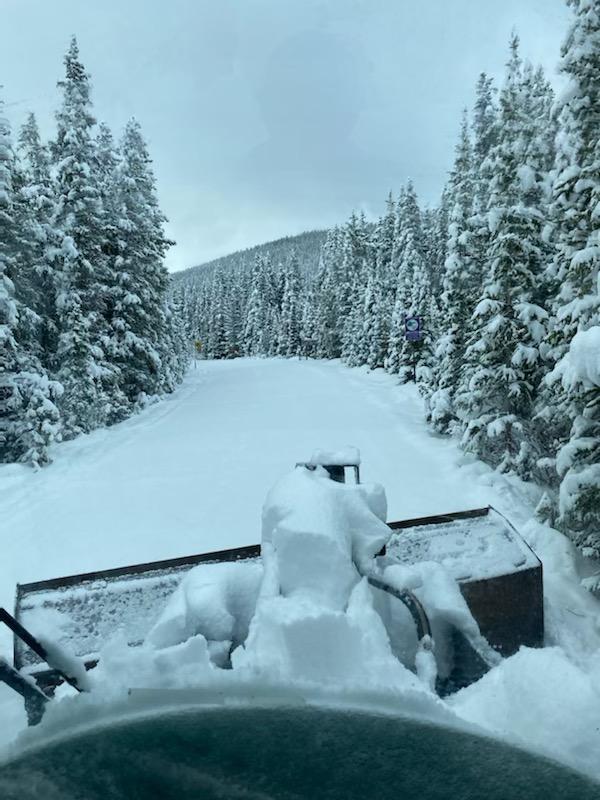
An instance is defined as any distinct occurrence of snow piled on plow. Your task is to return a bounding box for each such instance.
[233,465,420,688]
[90,465,424,694]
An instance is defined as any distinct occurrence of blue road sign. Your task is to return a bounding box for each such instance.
[404,316,422,341]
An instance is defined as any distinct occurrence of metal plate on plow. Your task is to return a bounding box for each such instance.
[15,546,261,673]
[385,507,539,582]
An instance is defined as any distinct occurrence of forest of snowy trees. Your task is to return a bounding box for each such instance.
[178,1,600,563]
[0,38,188,467]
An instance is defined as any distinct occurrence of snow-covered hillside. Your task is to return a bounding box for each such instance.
[1,359,599,779]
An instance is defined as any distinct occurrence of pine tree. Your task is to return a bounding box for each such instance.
[52,37,109,435]
[459,37,552,478]
[429,113,474,431]
[300,286,319,358]
[453,74,499,419]
[162,292,190,385]
[313,227,343,358]
[340,213,370,366]
[113,118,173,403]
[0,97,61,465]
[543,0,600,555]
[17,113,61,368]
[278,251,302,356]
[93,121,130,421]
[385,183,428,380]
[243,255,269,356]
[365,195,395,369]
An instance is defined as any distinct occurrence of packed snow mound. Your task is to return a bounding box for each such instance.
[384,561,500,672]
[553,326,600,390]
[145,561,263,662]
[233,463,424,690]
[233,578,425,690]
[308,446,361,467]
[449,646,600,781]
[88,461,425,695]
[262,462,388,584]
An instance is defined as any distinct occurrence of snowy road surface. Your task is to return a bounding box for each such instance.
[1,358,502,598]
[2,359,599,777]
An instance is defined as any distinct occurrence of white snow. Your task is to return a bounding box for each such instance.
[262,463,389,582]
[384,560,501,673]
[230,464,420,689]
[145,560,262,655]
[35,637,92,694]
[385,511,538,581]
[308,446,361,466]
[554,326,600,390]
[1,359,600,781]
[448,647,600,780]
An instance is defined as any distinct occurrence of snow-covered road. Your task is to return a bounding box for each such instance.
[1,358,500,600]
[2,359,599,777]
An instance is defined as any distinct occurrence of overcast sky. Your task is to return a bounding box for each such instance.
[1,0,570,272]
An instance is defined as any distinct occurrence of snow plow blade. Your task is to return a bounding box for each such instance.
[4,507,543,722]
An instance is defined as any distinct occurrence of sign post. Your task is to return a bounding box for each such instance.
[193,340,202,368]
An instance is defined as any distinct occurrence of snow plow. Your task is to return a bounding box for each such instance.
[0,451,544,727]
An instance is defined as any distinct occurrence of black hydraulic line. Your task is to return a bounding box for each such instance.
[0,607,84,694]
[0,657,49,725]
[366,575,432,641]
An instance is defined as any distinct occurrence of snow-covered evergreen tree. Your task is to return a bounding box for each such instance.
[243,255,270,356]
[112,117,174,403]
[278,251,302,356]
[52,37,110,435]
[300,287,319,358]
[459,38,552,477]
[313,227,343,359]
[542,0,600,556]
[385,183,429,381]
[365,195,395,369]
[0,97,61,465]
[340,213,371,367]
[429,113,474,431]
[17,112,61,368]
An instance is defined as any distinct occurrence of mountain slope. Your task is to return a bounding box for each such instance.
[172,229,328,286]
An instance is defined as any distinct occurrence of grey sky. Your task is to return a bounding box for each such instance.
[1,0,569,272]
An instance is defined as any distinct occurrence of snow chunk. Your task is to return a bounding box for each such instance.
[384,561,500,675]
[233,466,423,692]
[449,647,600,780]
[234,577,423,691]
[145,561,263,659]
[517,164,536,192]
[262,464,389,584]
[93,632,214,694]
[309,446,361,466]
[554,327,600,390]
[36,635,92,693]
